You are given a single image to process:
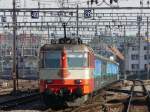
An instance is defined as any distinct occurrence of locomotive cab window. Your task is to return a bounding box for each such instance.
[67,52,88,68]
[40,50,61,68]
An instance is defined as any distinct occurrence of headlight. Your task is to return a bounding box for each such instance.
[46,79,53,83]
[75,80,82,84]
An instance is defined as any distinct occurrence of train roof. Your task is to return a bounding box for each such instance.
[40,44,94,53]
[41,44,118,65]
[95,54,119,65]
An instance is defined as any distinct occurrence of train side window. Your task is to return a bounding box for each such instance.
[92,55,95,67]
[40,51,44,68]
[88,53,91,67]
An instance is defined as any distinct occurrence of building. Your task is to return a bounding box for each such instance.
[125,38,150,77]
[0,32,46,79]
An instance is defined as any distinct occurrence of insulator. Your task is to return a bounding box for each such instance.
[140,0,143,5]
[91,0,94,5]
[95,0,98,4]
[110,0,113,4]
[87,1,89,5]
[114,0,118,3]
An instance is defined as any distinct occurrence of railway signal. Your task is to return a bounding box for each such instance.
[31,11,39,19]
[84,9,92,18]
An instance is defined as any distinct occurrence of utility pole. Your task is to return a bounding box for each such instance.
[137,16,142,79]
[76,5,79,37]
[12,0,17,93]
[123,25,127,80]
[63,23,67,39]
[147,17,150,79]
[47,24,50,38]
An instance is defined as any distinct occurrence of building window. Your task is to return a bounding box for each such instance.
[131,64,139,70]
[132,46,138,51]
[144,46,150,50]
[131,54,139,60]
[145,64,148,70]
[144,46,147,50]
[144,64,150,70]
[144,55,150,60]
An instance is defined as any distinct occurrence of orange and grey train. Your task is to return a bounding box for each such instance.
[39,38,119,104]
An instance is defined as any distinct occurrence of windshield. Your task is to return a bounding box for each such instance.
[67,52,88,68]
[41,51,61,68]
[41,51,88,68]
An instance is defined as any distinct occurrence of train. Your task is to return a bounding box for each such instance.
[39,37,119,105]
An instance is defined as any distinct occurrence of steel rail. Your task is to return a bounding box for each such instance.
[141,81,150,112]
[0,92,40,110]
[126,84,134,112]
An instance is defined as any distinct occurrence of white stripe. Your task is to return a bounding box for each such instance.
[39,68,94,80]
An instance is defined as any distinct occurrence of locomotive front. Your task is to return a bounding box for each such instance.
[39,42,95,102]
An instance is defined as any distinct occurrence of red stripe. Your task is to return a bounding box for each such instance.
[40,79,94,94]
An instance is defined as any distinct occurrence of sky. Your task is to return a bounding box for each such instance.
[0,0,150,36]
[0,0,147,8]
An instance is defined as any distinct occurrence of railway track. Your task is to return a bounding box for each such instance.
[65,81,124,112]
[1,80,150,112]
[0,91,40,110]
[123,80,150,112]
[124,81,135,112]
[70,80,150,112]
